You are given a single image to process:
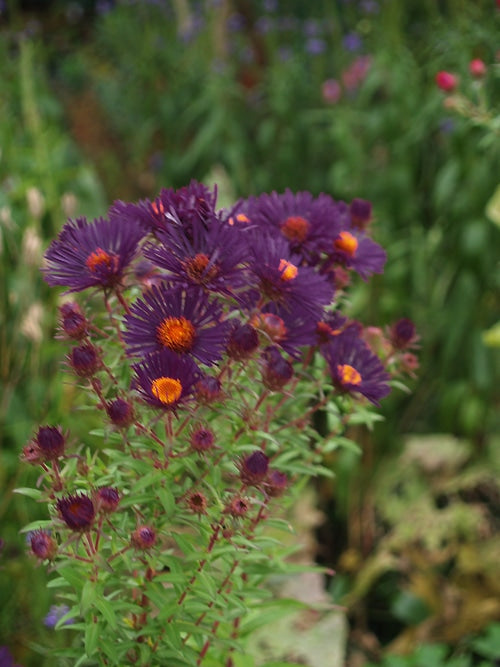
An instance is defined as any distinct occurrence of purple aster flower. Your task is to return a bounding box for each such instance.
[124,285,230,366]
[132,349,200,411]
[245,232,334,317]
[322,331,391,405]
[111,180,219,235]
[144,216,249,297]
[239,189,344,262]
[43,213,145,293]
[44,604,74,628]
[327,228,386,280]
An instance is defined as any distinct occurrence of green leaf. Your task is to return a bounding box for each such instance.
[94,597,118,630]
[13,487,43,500]
[84,618,100,658]
[80,580,96,614]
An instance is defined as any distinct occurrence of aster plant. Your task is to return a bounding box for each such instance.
[18,181,416,666]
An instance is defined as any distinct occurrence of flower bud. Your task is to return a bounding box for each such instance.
[34,425,66,460]
[195,375,222,403]
[435,70,458,92]
[59,302,88,339]
[240,450,269,487]
[95,487,120,513]
[261,347,293,390]
[30,529,57,560]
[187,491,208,515]
[227,322,259,360]
[69,343,101,377]
[349,198,372,230]
[225,496,249,517]
[266,470,288,497]
[57,494,95,531]
[131,525,156,550]
[469,58,486,78]
[106,398,134,427]
[389,318,418,350]
[190,426,215,453]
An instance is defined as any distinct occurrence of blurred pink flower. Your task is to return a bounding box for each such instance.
[342,56,372,91]
[435,70,458,92]
[322,78,342,104]
[469,58,486,78]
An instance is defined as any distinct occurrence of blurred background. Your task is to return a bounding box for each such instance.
[0,1,499,665]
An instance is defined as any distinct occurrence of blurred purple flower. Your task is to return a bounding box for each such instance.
[305,37,326,55]
[0,646,22,667]
[255,16,274,34]
[44,605,74,628]
[343,32,362,52]
[361,0,379,13]
[278,16,298,31]
[278,46,293,62]
[303,19,320,37]
[439,118,455,134]
[227,12,245,31]
[263,0,277,11]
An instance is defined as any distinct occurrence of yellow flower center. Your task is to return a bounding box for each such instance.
[334,231,358,257]
[156,316,196,353]
[278,259,298,281]
[337,364,362,385]
[280,216,310,243]
[151,377,182,404]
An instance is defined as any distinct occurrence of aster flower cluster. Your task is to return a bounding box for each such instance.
[21,181,416,666]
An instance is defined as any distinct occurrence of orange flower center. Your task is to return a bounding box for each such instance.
[151,377,182,404]
[228,213,250,226]
[151,200,165,216]
[156,316,196,353]
[316,321,342,342]
[334,231,358,257]
[337,364,362,385]
[278,259,298,281]
[280,216,310,243]
[85,247,118,273]
[184,253,219,284]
